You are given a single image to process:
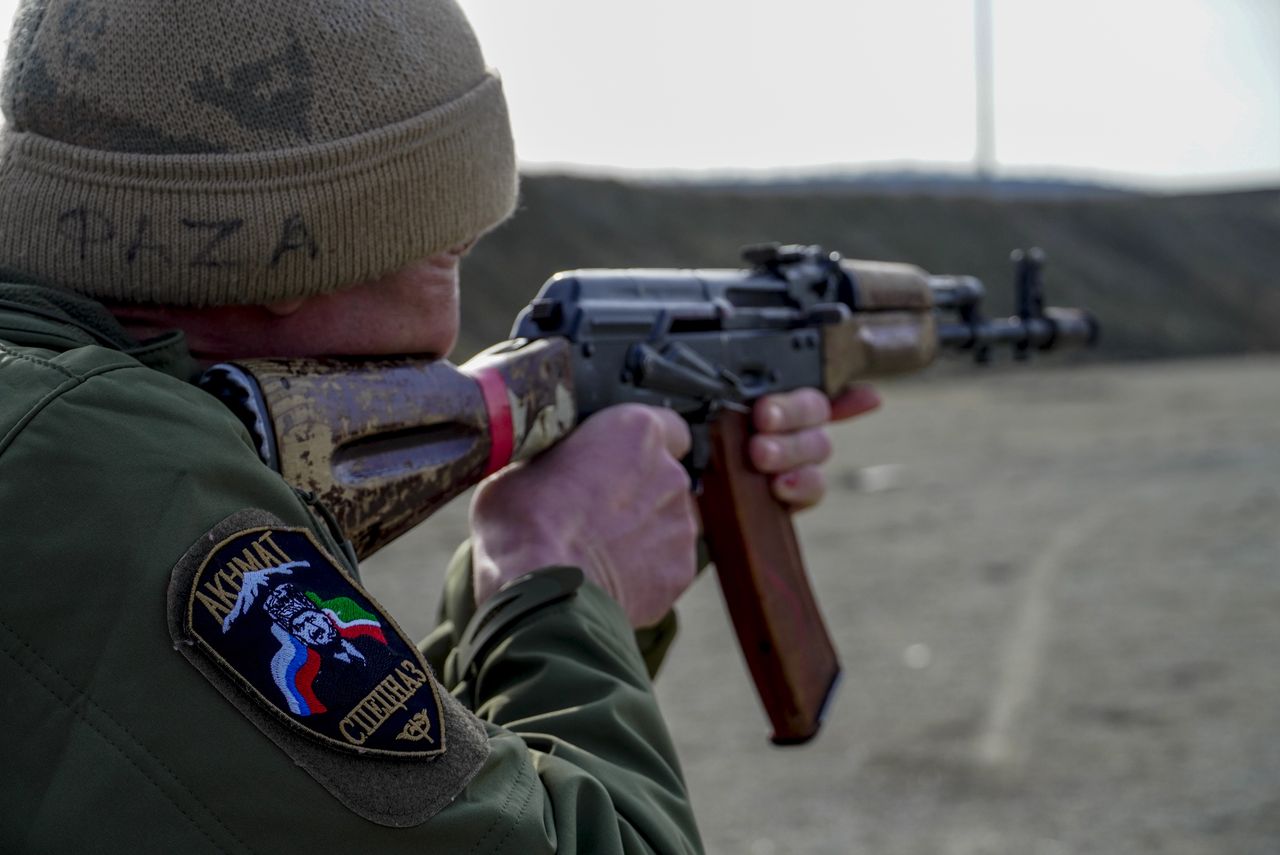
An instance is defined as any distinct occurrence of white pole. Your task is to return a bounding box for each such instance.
[974,0,997,182]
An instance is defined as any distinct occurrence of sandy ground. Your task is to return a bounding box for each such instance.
[362,354,1280,855]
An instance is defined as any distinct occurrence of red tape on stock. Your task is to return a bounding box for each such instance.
[474,367,514,476]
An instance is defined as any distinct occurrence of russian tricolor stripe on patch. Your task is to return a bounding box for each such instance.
[270,623,327,716]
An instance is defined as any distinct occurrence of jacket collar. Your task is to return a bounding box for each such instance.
[0,281,199,382]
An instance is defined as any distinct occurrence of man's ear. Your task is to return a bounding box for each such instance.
[265,297,308,317]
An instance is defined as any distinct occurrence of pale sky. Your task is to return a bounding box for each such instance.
[455,0,1280,190]
[0,1,1276,190]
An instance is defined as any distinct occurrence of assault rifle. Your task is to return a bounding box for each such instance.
[200,244,1097,745]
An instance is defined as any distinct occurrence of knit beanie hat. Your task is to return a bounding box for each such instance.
[0,0,517,306]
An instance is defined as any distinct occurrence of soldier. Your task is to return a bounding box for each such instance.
[0,0,878,851]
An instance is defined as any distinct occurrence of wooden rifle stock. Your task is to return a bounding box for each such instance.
[698,410,840,745]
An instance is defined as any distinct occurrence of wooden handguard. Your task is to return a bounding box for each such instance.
[697,410,841,745]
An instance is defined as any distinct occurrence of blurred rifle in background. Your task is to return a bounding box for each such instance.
[201,244,1097,745]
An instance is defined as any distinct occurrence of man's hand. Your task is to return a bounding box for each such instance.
[470,384,882,627]
[751,384,881,511]
[471,404,699,628]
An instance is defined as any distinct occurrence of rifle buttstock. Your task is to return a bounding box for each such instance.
[210,338,577,560]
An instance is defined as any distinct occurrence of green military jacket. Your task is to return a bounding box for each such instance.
[0,284,703,853]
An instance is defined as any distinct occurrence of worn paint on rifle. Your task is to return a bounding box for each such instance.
[467,340,577,464]
[510,382,575,462]
[232,338,575,559]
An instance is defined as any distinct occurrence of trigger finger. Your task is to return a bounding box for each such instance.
[829,384,882,422]
[754,388,831,433]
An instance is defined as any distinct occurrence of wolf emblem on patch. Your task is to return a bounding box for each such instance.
[185,526,446,757]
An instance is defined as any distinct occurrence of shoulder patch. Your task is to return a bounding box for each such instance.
[169,510,490,826]
[186,524,445,756]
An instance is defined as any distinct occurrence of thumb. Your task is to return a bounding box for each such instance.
[646,406,693,459]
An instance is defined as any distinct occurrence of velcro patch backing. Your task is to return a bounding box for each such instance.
[169,510,489,826]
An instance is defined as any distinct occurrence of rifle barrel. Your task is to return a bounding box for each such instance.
[927,275,985,310]
[937,307,1098,353]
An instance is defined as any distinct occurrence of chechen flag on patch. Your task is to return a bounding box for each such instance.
[306,593,389,645]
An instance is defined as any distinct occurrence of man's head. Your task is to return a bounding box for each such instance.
[264,583,338,648]
[290,610,338,648]
[0,0,516,348]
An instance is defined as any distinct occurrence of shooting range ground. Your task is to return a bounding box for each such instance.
[363,354,1280,855]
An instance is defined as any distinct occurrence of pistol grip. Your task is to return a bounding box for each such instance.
[697,410,841,745]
